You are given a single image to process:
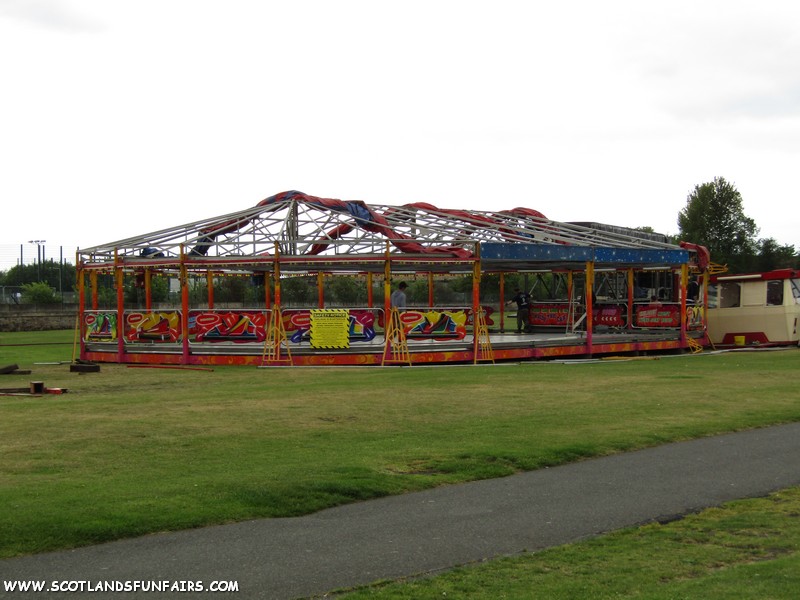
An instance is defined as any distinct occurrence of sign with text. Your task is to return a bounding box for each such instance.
[635,304,680,327]
[310,309,350,348]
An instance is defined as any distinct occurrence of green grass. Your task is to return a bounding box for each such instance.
[1,330,800,593]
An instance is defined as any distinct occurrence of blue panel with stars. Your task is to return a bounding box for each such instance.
[481,243,688,266]
[593,248,688,265]
[481,243,593,262]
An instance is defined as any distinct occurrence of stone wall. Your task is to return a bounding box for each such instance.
[0,305,79,332]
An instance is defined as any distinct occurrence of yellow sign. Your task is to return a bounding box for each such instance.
[310,310,350,349]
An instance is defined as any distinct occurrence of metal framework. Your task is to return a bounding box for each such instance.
[75,190,711,367]
[78,190,684,272]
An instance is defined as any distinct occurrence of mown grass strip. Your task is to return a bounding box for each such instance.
[339,487,800,599]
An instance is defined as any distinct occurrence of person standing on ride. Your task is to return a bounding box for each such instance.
[507,288,531,333]
[391,281,408,309]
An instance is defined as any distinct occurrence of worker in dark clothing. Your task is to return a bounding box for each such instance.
[506,288,531,333]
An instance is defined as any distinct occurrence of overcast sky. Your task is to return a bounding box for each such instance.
[1,0,798,270]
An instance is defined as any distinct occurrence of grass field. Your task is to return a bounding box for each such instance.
[1,330,799,597]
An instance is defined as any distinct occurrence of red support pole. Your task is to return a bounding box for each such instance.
[472,244,481,358]
[680,264,688,346]
[180,247,190,365]
[115,256,125,364]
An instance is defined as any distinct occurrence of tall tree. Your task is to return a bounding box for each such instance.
[678,177,758,273]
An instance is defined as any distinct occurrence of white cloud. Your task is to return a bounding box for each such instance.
[0,0,101,32]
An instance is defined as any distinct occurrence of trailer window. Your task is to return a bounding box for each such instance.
[766,280,784,306]
[792,279,800,304]
[720,282,741,308]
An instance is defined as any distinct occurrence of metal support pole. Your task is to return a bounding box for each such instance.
[383,242,391,316]
[145,268,153,311]
[77,254,86,360]
[627,268,634,330]
[273,242,281,306]
[585,261,594,353]
[680,263,688,346]
[499,272,505,333]
[180,245,190,365]
[115,251,125,363]
[206,270,214,310]
[472,243,482,358]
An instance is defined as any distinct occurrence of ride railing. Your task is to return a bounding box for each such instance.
[522,300,704,333]
[83,306,498,347]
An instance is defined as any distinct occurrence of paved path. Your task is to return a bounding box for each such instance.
[3,422,800,599]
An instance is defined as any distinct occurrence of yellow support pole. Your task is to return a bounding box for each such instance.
[261,306,293,366]
[473,308,495,364]
[382,307,411,366]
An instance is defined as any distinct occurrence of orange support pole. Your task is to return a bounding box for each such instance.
[273,242,281,306]
[626,268,634,330]
[567,271,574,329]
[144,267,153,311]
[90,270,98,310]
[367,272,374,307]
[206,270,214,309]
[585,261,594,353]
[499,272,506,332]
[427,272,434,307]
